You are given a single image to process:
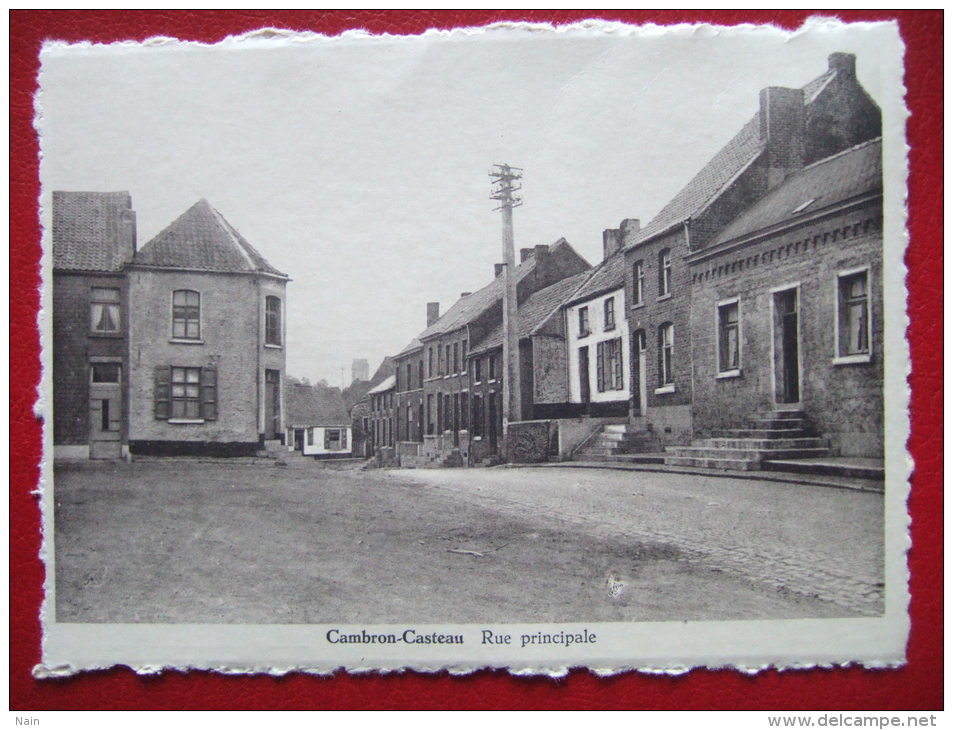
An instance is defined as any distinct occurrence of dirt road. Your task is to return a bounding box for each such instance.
[53,461,879,623]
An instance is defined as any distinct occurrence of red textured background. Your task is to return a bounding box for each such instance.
[10,10,942,710]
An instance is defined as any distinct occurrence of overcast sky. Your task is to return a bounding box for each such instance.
[38,20,894,386]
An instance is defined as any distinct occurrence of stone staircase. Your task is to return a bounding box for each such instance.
[664,409,830,471]
[574,423,664,464]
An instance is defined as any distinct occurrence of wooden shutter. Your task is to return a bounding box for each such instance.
[596,342,605,392]
[613,339,623,389]
[154,366,171,419]
[342,429,348,450]
[324,429,331,449]
[201,366,217,421]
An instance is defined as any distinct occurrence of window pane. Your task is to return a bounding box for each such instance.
[92,287,120,302]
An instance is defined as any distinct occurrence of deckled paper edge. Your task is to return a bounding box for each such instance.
[31,15,912,679]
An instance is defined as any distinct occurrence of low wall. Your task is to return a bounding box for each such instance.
[504,420,558,464]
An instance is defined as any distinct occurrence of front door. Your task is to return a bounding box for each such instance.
[265,369,281,440]
[578,346,591,404]
[634,330,647,415]
[774,289,800,404]
[488,392,498,454]
[293,428,305,452]
[89,362,122,459]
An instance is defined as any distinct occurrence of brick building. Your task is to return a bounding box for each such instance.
[684,138,883,459]
[125,199,289,456]
[393,239,590,466]
[51,191,137,460]
[621,52,882,449]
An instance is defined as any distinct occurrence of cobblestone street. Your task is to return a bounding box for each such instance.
[389,466,885,616]
[54,461,882,623]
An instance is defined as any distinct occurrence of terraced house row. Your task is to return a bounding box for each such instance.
[378,52,884,476]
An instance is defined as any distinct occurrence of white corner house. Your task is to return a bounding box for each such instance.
[284,381,353,458]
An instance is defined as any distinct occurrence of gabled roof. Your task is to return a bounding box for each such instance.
[396,238,576,356]
[367,374,396,395]
[133,199,287,277]
[52,190,134,272]
[710,138,882,248]
[563,249,625,307]
[627,61,846,249]
[285,382,350,426]
[469,270,592,355]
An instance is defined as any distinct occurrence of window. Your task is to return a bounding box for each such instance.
[325,428,347,450]
[445,345,451,375]
[596,338,624,392]
[718,300,740,373]
[578,307,590,337]
[265,296,281,345]
[90,287,121,333]
[471,395,483,437]
[837,269,871,359]
[474,357,482,382]
[488,354,497,380]
[428,348,434,377]
[307,428,315,446]
[418,360,423,385]
[426,394,434,434]
[659,249,671,296]
[604,298,616,331]
[461,339,467,367]
[154,365,217,421]
[633,260,644,305]
[172,290,201,340]
[91,362,121,383]
[658,323,674,387]
[453,342,459,374]
[406,363,412,390]
[460,392,468,429]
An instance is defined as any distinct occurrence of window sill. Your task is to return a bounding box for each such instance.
[833,353,872,366]
[168,418,205,424]
[716,369,742,379]
[89,331,123,338]
[604,326,617,333]
[264,343,283,350]
[654,384,676,395]
[630,302,645,310]
[578,332,591,339]
[657,293,672,302]
[169,338,204,345]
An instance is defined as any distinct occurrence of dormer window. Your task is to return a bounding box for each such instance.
[265,296,282,346]
[172,290,201,340]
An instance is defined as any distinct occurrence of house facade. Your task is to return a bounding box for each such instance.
[125,199,289,456]
[621,52,882,449]
[51,191,137,460]
[367,374,397,455]
[285,380,353,458]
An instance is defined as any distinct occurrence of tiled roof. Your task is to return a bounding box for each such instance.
[469,270,592,354]
[396,238,574,356]
[711,138,882,247]
[285,382,350,426]
[133,199,286,277]
[563,249,625,307]
[629,63,840,248]
[367,374,396,395]
[52,191,134,272]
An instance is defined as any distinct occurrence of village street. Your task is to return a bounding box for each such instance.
[53,461,883,624]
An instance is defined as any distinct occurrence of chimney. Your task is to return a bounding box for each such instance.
[620,218,641,248]
[426,302,440,326]
[118,206,137,262]
[759,86,805,188]
[519,247,534,263]
[602,228,622,260]
[828,52,856,77]
[533,243,551,284]
[494,263,505,277]
[460,291,471,299]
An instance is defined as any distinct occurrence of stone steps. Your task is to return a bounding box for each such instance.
[577,453,666,465]
[664,455,761,471]
[697,437,826,450]
[712,428,809,439]
[763,459,884,480]
[667,446,831,461]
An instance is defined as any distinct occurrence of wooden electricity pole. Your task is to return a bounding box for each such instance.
[489,163,523,436]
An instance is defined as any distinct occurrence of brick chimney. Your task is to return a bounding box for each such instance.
[533,244,552,284]
[759,86,805,188]
[828,52,856,77]
[620,218,641,245]
[519,247,534,263]
[602,228,622,261]
[494,263,504,277]
[118,206,137,261]
[427,302,440,326]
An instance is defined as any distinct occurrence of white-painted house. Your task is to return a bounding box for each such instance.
[563,250,630,407]
[284,381,352,458]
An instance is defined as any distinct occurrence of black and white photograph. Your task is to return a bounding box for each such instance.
[37,19,909,674]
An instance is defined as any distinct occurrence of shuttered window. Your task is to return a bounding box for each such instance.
[596,338,623,392]
[154,365,216,421]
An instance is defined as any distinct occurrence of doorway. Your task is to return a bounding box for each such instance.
[89,362,122,459]
[488,392,498,454]
[578,346,591,404]
[773,288,800,404]
[634,330,647,415]
[265,369,281,439]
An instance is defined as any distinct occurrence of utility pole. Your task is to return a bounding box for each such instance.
[489,163,523,441]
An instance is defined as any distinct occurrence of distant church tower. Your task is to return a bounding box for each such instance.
[351,358,370,383]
